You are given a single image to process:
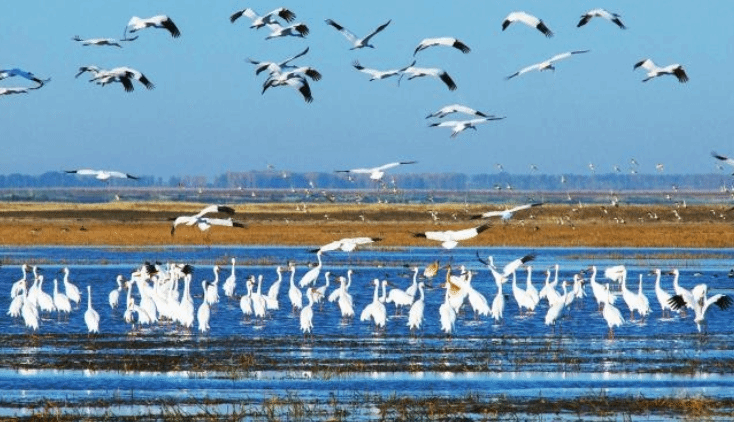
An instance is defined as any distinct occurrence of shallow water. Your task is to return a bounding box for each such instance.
[2,246,734,420]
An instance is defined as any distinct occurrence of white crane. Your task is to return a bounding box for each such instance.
[230,7,295,28]
[325,18,391,49]
[65,169,139,181]
[360,279,387,329]
[72,35,137,47]
[401,65,457,91]
[471,203,543,220]
[85,66,155,92]
[84,285,100,333]
[577,9,626,29]
[426,104,490,119]
[413,223,491,249]
[669,285,732,333]
[335,161,416,181]
[313,237,381,253]
[170,204,244,235]
[264,22,309,39]
[247,47,310,76]
[506,50,590,80]
[262,74,313,102]
[634,59,688,83]
[0,68,50,87]
[299,251,323,288]
[351,60,415,81]
[602,284,625,339]
[413,37,470,56]
[711,151,734,174]
[125,15,180,38]
[429,116,505,138]
[407,282,425,332]
[502,11,553,37]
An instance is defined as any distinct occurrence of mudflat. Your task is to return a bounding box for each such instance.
[0,201,731,247]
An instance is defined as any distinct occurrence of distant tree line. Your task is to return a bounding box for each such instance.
[0,171,730,192]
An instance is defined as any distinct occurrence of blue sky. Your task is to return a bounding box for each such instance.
[2,1,732,179]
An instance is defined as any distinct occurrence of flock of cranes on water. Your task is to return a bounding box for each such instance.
[7,256,731,339]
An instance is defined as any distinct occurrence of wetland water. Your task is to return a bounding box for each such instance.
[1,245,734,420]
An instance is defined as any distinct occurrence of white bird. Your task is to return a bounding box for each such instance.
[300,288,318,335]
[652,269,674,318]
[577,9,626,29]
[604,265,627,283]
[545,281,569,330]
[265,266,283,310]
[333,275,355,319]
[413,37,470,56]
[506,50,590,80]
[126,15,181,38]
[88,66,155,92]
[525,266,540,307]
[634,59,688,83]
[711,151,734,173]
[72,35,137,47]
[65,169,139,181]
[197,282,211,333]
[170,205,243,235]
[85,285,100,333]
[36,276,56,313]
[325,18,391,49]
[472,203,543,221]
[636,274,651,319]
[247,47,310,77]
[588,265,616,310]
[426,104,490,120]
[502,11,553,37]
[223,258,237,299]
[313,237,381,253]
[429,116,505,138]
[53,278,72,316]
[439,281,457,335]
[240,277,254,318]
[299,252,323,288]
[21,289,39,331]
[511,270,535,314]
[407,282,425,331]
[262,74,313,102]
[669,285,732,333]
[413,223,491,249]
[230,7,296,28]
[109,275,124,309]
[669,269,694,310]
[360,279,387,329]
[287,264,303,311]
[351,60,415,81]
[336,161,416,181]
[0,86,39,96]
[490,276,505,323]
[385,279,414,314]
[401,65,457,91]
[602,284,625,339]
[204,266,220,306]
[61,267,81,305]
[264,22,309,39]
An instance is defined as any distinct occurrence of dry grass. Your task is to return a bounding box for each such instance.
[1,201,733,247]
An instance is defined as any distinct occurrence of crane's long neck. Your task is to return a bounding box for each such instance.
[87,285,92,309]
[289,267,296,287]
[372,281,380,303]
[418,283,425,301]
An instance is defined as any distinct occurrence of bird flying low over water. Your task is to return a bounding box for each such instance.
[65,169,139,181]
[502,11,553,37]
[426,104,490,119]
[72,35,138,47]
[506,50,590,80]
[634,59,688,83]
[352,60,415,81]
[471,203,543,220]
[429,117,505,138]
[712,151,734,174]
[325,18,391,49]
[413,37,470,56]
[230,7,296,28]
[125,15,180,38]
[312,237,382,253]
[401,65,457,91]
[170,205,244,235]
[0,68,50,87]
[335,161,416,181]
[577,9,626,29]
[413,223,491,249]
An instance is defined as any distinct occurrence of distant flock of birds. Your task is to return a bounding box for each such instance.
[7,253,730,339]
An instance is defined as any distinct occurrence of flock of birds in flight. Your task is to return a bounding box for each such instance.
[3,6,689,141]
[6,253,731,339]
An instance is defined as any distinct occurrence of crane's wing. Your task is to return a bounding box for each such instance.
[549,50,590,63]
[279,47,310,66]
[106,171,138,180]
[712,151,734,167]
[448,223,491,241]
[66,169,99,176]
[506,62,542,80]
[634,59,657,71]
[362,19,391,44]
[325,19,357,44]
[376,161,416,171]
[508,203,543,213]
